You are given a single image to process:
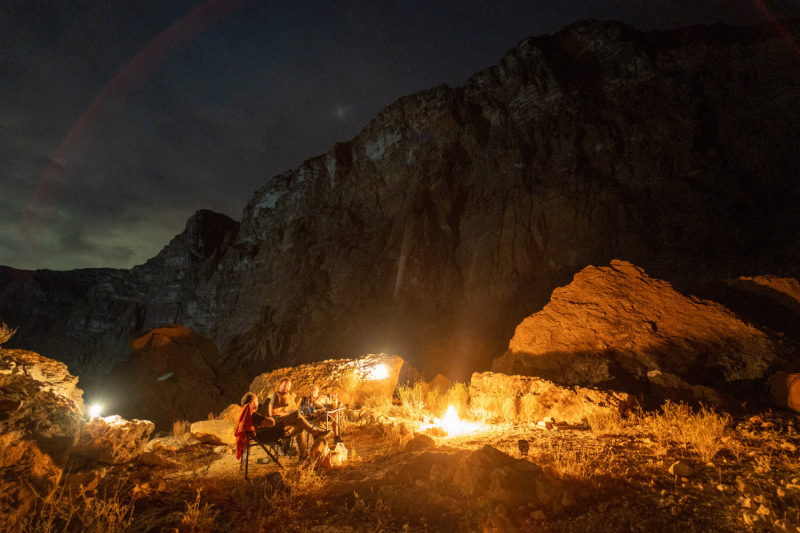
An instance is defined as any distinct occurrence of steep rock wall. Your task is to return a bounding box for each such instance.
[1,20,800,381]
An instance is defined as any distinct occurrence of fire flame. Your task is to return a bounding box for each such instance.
[421,405,482,437]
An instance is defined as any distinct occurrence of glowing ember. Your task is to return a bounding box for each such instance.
[420,405,483,437]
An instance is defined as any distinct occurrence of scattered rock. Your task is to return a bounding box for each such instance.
[412,432,436,449]
[766,372,800,412]
[190,419,235,445]
[63,469,105,493]
[139,452,180,469]
[70,415,154,466]
[452,445,547,508]
[668,461,693,478]
[470,371,634,425]
[530,510,546,520]
[743,511,770,529]
[145,434,189,452]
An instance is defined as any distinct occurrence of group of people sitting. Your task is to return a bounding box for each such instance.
[235,377,344,462]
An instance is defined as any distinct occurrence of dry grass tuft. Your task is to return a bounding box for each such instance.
[15,483,135,533]
[173,419,191,437]
[586,409,623,434]
[517,393,542,424]
[397,381,428,421]
[256,463,325,528]
[180,490,218,533]
[335,368,361,405]
[0,321,17,345]
[363,393,392,417]
[443,382,470,418]
[640,401,731,462]
[470,391,516,422]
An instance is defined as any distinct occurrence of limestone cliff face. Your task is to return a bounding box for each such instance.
[2,20,800,380]
[0,210,238,374]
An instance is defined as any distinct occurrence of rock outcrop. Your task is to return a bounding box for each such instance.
[2,20,800,382]
[0,348,84,413]
[0,349,85,528]
[69,416,154,467]
[492,261,792,390]
[190,420,235,445]
[766,372,800,412]
[249,354,405,406]
[91,325,248,431]
[452,445,548,508]
[470,371,635,424]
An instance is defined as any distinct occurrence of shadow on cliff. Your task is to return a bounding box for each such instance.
[694,280,800,344]
[495,332,800,413]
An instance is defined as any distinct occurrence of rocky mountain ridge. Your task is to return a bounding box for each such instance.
[2,19,800,381]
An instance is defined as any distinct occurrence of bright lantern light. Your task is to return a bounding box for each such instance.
[89,405,101,418]
[365,364,389,381]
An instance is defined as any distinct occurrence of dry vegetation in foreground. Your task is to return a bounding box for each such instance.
[0,320,17,345]
[13,385,800,533]
[173,420,191,438]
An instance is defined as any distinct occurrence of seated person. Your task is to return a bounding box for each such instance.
[261,378,329,459]
[235,391,275,460]
[300,385,344,444]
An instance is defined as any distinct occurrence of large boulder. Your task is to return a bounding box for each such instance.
[470,371,634,424]
[69,416,154,466]
[0,349,85,528]
[452,445,550,507]
[249,354,405,406]
[766,373,800,412]
[92,325,248,431]
[190,419,236,445]
[493,261,790,388]
[0,348,84,413]
[646,370,727,408]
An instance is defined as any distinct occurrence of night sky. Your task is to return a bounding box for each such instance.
[3,1,798,272]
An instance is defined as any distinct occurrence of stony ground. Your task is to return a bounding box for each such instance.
[57,407,800,533]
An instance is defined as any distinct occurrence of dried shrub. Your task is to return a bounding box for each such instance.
[173,419,191,437]
[641,401,732,462]
[586,409,623,434]
[363,394,392,418]
[425,388,445,417]
[15,482,135,533]
[517,393,542,424]
[257,463,324,528]
[443,382,470,418]
[470,391,516,422]
[0,321,16,345]
[335,368,361,405]
[377,420,404,450]
[397,381,428,420]
[181,490,219,533]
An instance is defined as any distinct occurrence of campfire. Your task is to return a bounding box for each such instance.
[420,405,483,437]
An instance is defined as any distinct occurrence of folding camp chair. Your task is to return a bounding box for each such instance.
[304,407,346,449]
[240,430,285,479]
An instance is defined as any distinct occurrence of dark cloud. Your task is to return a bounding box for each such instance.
[2,0,799,271]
